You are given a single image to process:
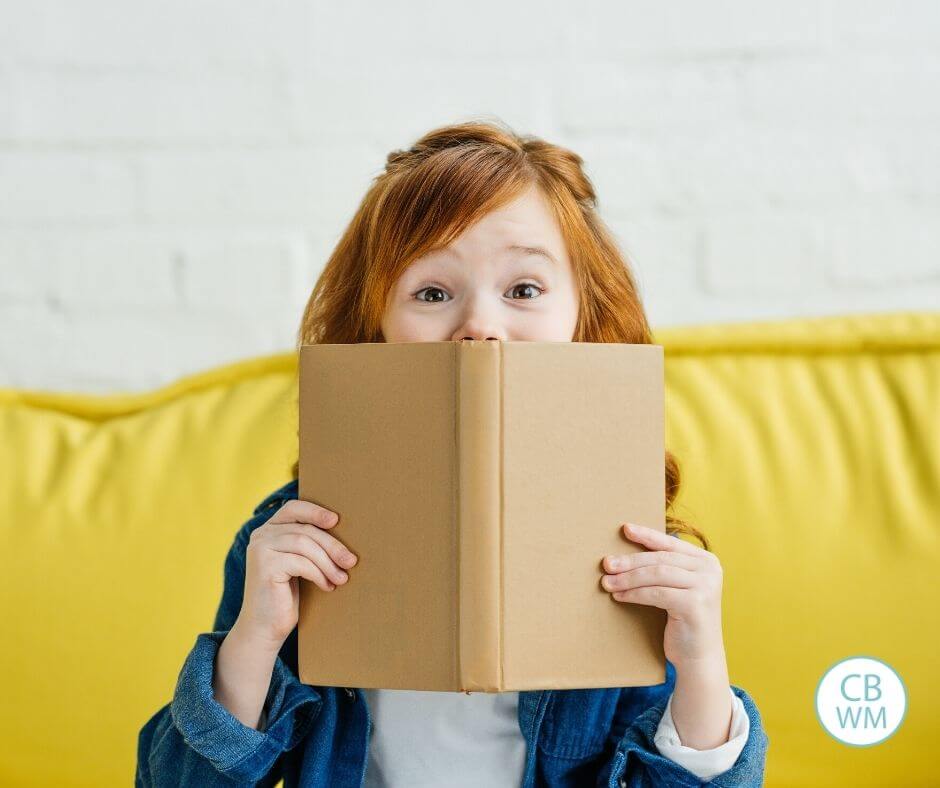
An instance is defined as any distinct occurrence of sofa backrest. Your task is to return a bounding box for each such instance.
[1,310,936,786]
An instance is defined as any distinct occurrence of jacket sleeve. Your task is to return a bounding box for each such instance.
[595,660,770,788]
[136,507,325,787]
[652,687,749,780]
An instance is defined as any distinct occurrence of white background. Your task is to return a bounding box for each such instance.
[1,1,938,392]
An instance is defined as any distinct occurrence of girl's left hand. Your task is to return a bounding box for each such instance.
[600,522,725,671]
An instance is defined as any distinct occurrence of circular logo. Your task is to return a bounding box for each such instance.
[815,656,906,746]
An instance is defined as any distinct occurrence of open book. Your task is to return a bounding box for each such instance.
[297,339,666,692]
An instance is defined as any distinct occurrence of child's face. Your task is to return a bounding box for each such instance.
[380,183,580,343]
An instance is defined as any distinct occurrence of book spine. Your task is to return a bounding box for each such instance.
[456,340,503,691]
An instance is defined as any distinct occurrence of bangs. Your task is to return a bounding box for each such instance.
[374,145,534,281]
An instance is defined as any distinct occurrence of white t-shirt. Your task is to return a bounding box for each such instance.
[360,687,749,786]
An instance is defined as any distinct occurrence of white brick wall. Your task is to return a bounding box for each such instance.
[0,0,937,392]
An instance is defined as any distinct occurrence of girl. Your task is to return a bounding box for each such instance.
[137,120,769,787]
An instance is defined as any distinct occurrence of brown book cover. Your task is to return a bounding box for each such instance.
[297,339,666,692]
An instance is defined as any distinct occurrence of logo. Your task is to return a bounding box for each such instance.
[815,655,906,746]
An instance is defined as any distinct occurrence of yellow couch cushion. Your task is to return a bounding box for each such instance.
[1,311,937,786]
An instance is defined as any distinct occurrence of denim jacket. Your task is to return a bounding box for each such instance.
[137,478,769,787]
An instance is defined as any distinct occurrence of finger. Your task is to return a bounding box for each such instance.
[282,553,337,592]
[610,584,683,608]
[620,522,704,557]
[268,531,351,586]
[268,499,339,529]
[602,549,699,574]
[267,521,358,569]
[601,563,696,593]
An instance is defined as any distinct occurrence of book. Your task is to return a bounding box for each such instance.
[297,339,667,692]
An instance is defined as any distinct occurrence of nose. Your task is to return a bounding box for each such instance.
[447,283,513,343]
[456,332,502,341]
[451,321,505,343]
[450,293,507,342]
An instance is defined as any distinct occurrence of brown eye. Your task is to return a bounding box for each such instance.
[507,282,544,300]
[415,286,450,303]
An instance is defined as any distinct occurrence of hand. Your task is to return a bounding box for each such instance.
[600,522,725,671]
[237,499,359,651]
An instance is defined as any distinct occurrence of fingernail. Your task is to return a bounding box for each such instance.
[340,552,357,567]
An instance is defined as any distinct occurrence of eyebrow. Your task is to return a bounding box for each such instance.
[504,244,558,266]
[428,243,559,267]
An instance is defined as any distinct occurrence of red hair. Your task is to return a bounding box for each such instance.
[289,118,708,549]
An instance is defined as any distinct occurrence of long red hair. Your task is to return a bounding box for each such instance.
[289,119,708,550]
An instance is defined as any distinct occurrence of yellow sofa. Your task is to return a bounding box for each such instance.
[1,311,937,787]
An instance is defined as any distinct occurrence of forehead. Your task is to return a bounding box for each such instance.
[439,184,568,258]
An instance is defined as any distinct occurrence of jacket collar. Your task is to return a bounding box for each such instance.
[252,478,299,515]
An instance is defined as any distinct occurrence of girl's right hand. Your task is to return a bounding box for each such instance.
[236,499,358,650]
